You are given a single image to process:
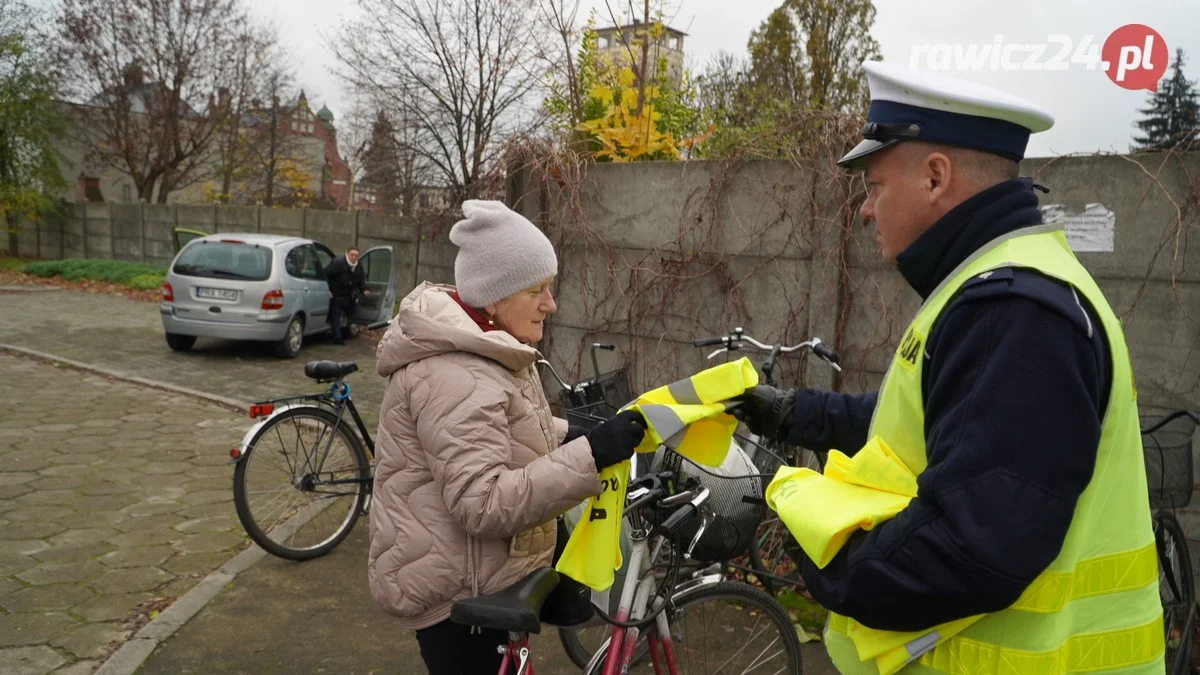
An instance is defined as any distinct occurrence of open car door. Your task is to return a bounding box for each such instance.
[172,227,209,254]
[351,245,397,325]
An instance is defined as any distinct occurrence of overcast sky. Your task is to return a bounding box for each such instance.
[256,0,1200,158]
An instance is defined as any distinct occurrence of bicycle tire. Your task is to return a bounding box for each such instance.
[233,406,370,560]
[587,581,804,674]
[558,622,649,670]
[1155,511,1195,675]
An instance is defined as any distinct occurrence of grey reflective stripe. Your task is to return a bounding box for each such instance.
[662,427,688,449]
[904,631,941,665]
[667,378,702,405]
[639,404,685,441]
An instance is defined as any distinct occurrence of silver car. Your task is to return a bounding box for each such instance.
[159,233,397,358]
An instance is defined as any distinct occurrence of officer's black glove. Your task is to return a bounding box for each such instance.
[733,385,796,442]
[587,410,647,471]
[563,424,587,445]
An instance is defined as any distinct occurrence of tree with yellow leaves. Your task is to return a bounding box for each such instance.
[576,67,683,162]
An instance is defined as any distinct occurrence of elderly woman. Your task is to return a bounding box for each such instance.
[368,200,646,674]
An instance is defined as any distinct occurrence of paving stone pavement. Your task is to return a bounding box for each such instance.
[0,352,250,674]
[0,288,384,430]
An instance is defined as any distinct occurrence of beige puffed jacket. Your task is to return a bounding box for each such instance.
[368,282,601,630]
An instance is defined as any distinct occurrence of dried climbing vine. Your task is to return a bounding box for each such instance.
[502,110,905,397]
[495,124,1198,409]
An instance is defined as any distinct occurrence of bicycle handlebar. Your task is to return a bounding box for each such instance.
[692,327,842,371]
[625,471,711,538]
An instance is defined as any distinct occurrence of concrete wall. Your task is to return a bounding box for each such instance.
[499,155,1199,415]
[11,153,1196,412]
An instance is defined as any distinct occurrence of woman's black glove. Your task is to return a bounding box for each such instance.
[587,410,647,470]
[563,424,588,444]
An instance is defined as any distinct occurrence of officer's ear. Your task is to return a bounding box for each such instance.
[924,151,953,205]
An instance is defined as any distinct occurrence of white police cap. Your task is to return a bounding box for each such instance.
[838,60,1055,170]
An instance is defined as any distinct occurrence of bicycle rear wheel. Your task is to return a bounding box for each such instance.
[233,406,370,560]
[643,581,804,674]
[1155,511,1195,675]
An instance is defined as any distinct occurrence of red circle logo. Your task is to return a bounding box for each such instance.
[1102,24,1168,91]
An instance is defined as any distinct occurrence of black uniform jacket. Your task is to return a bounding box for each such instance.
[788,178,1113,631]
[325,256,367,307]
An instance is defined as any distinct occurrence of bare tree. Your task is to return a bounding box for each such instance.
[232,73,320,207]
[209,23,289,203]
[333,0,545,201]
[54,0,253,202]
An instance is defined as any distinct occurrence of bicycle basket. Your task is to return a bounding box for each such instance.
[644,441,767,563]
[557,368,632,432]
[1141,408,1196,510]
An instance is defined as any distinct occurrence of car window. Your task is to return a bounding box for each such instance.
[313,245,333,271]
[173,241,271,281]
[360,250,392,284]
[286,245,323,281]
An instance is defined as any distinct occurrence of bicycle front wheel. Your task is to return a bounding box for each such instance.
[649,581,803,674]
[233,406,370,560]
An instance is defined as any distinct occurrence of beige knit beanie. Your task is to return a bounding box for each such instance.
[450,200,558,308]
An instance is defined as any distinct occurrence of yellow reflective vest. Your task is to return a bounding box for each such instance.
[819,225,1163,674]
[555,358,758,590]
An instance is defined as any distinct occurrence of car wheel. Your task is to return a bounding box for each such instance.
[274,316,304,359]
[165,333,196,352]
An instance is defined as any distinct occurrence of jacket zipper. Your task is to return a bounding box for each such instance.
[467,533,480,634]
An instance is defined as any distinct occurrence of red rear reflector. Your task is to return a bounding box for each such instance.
[261,290,284,310]
[230,447,242,459]
[249,403,274,418]
[162,282,174,301]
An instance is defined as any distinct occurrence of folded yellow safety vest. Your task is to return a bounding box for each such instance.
[765,436,983,674]
[556,358,759,590]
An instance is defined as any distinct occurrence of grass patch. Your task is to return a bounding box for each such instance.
[21,258,166,290]
[776,588,829,637]
[0,256,31,272]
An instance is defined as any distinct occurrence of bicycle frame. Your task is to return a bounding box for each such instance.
[498,634,532,674]
[582,458,724,675]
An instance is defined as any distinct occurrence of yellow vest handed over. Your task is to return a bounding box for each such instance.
[825,224,1163,675]
[556,358,758,590]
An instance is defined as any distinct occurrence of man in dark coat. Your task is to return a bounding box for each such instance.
[325,247,369,344]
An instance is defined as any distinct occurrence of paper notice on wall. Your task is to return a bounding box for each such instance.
[1040,203,1116,253]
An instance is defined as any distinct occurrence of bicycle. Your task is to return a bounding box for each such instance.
[691,327,842,597]
[537,344,643,668]
[1141,408,1200,675]
[229,320,388,560]
[449,449,805,674]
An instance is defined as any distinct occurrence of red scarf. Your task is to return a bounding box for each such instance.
[449,290,496,332]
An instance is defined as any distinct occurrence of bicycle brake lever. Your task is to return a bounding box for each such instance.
[706,347,729,360]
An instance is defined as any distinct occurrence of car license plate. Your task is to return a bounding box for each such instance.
[196,287,239,301]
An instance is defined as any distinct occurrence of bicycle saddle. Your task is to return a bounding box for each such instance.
[303,361,358,381]
[449,567,559,634]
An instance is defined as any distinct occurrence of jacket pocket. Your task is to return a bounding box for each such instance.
[509,529,533,558]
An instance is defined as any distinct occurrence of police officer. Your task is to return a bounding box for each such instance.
[739,61,1163,673]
